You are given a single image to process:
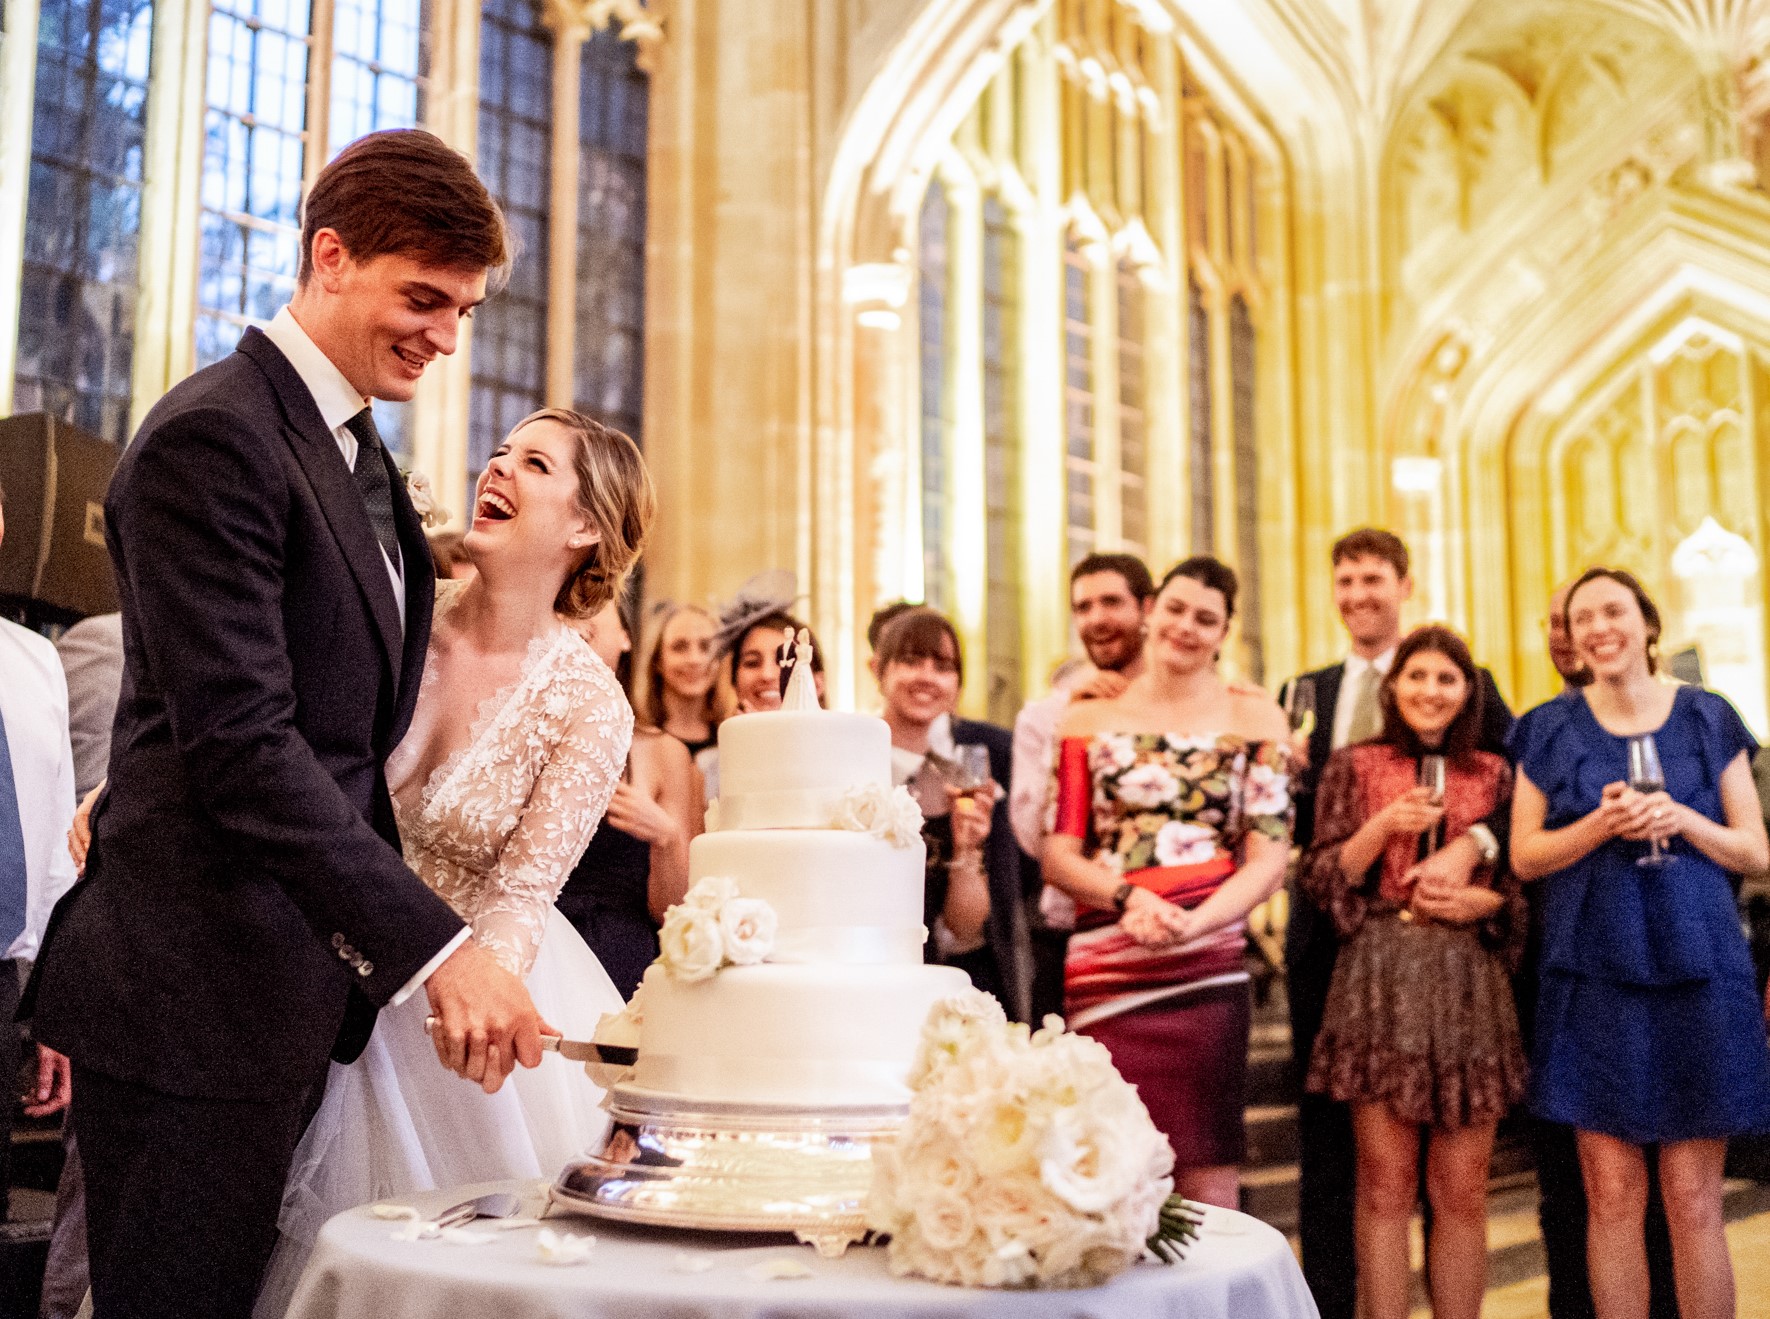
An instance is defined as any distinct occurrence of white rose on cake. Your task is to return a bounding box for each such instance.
[718,897,778,965]
[658,903,725,982]
[834,783,925,848]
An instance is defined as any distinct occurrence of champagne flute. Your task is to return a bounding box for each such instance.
[1286,677,1317,741]
[944,744,993,815]
[1627,734,1667,867]
[1417,754,1447,857]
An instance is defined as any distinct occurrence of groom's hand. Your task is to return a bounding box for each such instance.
[424,940,559,1094]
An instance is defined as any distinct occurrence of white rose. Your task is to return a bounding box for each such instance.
[1113,762,1180,809]
[1153,820,1217,867]
[404,470,439,526]
[1038,1107,1143,1214]
[915,1189,979,1253]
[718,896,777,965]
[1243,762,1290,818]
[685,874,739,911]
[833,783,886,834]
[658,903,724,982]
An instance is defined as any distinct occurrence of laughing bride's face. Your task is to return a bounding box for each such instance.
[464,418,596,588]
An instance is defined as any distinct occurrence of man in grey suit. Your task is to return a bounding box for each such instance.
[55,613,123,799]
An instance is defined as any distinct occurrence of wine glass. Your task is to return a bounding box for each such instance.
[1417,755,1447,856]
[1627,734,1667,867]
[1286,677,1317,740]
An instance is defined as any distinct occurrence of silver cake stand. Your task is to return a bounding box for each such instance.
[549,1085,906,1255]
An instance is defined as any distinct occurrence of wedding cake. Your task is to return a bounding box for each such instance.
[554,633,973,1242]
[621,706,971,1107]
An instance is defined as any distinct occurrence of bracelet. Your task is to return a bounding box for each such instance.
[948,852,983,872]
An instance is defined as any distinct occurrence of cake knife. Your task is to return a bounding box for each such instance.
[421,1016,636,1066]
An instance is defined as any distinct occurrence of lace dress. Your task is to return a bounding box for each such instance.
[1301,744,1527,1128]
[258,583,632,1313]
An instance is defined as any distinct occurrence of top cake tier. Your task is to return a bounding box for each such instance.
[713,710,891,831]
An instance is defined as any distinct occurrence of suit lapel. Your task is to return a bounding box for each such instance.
[1312,663,1345,768]
[236,330,404,682]
[387,454,435,744]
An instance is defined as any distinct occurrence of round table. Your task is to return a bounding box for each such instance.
[284,1181,1319,1319]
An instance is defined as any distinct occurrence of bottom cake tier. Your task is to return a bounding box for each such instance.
[627,960,973,1108]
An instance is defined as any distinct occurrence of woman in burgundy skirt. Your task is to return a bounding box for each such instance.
[1042,555,1293,1209]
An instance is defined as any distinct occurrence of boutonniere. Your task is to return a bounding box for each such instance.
[401,469,446,527]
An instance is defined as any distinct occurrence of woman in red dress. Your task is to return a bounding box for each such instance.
[1042,556,1292,1209]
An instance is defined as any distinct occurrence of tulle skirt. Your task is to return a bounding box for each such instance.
[254,908,621,1316]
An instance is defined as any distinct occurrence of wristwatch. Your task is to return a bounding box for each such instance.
[1111,882,1136,912]
[1467,823,1500,865]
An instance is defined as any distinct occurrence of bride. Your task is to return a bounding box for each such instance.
[256,407,655,1313]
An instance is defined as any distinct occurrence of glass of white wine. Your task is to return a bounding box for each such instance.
[1417,754,1447,856]
[1286,677,1317,741]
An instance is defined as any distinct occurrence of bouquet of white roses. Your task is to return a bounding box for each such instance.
[866,992,1200,1288]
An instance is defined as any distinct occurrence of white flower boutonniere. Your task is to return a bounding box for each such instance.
[834,783,924,848]
[403,469,445,527]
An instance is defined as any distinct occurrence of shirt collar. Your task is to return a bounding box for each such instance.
[264,306,369,434]
[888,713,956,787]
[1343,646,1397,681]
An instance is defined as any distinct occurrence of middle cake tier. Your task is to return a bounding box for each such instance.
[687,828,928,965]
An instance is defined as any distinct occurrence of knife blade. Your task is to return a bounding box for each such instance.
[421,1015,636,1067]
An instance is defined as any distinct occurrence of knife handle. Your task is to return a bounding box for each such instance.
[421,1014,563,1052]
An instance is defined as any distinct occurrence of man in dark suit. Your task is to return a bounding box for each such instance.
[1280,528,1512,1319]
[31,131,554,1318]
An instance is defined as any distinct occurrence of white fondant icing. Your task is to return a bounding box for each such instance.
[713,711,890,831]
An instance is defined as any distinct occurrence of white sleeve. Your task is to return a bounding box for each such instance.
[1008,696,1061,858]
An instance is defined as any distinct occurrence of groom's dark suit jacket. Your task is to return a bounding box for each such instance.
[33,328,466,1102]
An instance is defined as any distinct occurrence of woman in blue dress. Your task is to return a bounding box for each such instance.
[1511,567,1770,1319]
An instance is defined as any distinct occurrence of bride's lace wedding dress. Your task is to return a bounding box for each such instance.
[257,583,632,1313]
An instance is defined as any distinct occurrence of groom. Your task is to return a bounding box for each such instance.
[32,131,552,1317]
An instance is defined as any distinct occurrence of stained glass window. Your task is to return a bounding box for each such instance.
[195,0,312,369]
[1116,260,1147,558]
[16,0,155,442]
[1230,293,1261,680]
[1063,240,1095,565]
[328,0,426,155]
[982,196,1021,723]
[918,182,951,612]
[573,27,647,445]
[470,0,551,473]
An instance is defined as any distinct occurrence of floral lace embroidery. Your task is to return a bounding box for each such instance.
[391,586,634,977]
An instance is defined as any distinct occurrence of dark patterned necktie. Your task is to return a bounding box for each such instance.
[0,710,30,953]
[344,407,402,571]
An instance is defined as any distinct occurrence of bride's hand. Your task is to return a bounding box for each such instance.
[424,939,558,1094]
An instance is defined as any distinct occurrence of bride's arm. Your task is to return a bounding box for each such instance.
[472,670,634,977]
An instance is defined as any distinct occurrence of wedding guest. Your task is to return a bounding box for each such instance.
[1302,625,1527,1319]
[1043,556,1292,1209]
[557,598,700,998]
[426,528,475,580]
[636,602,731,757]
[1518,578,1678,1319]
[1009,553,1155,1020]
[874,607,1030,1021]
[53,613,124,800]
[1512,567,1770,1319]
[1280,527,1512,1319]
[0,481,79,1215]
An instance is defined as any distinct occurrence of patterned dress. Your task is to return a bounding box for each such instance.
[1302,743,1528,1127]
[258,581,634,1314]
[1053,732,1291,1166]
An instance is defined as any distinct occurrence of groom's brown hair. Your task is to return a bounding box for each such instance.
[298,130,510,286]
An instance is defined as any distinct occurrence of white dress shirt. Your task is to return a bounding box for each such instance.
[1330,646,1396,751]
[263,308,406,625]
[0,619,80,963]
[263,308,466,1001]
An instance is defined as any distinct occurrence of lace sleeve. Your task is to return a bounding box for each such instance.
[472,655,635,976]
[1299,748,1374,938]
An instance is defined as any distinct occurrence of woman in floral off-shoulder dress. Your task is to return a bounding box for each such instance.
[1302,625,1527,1319]
[1042,555,1293,1210]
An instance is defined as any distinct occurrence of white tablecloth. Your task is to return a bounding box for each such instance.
[284,1181,1319,1319]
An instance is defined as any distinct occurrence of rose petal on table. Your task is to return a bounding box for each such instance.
[439,1227,496,1245]
[390,1221,440,1242]
[672,1252,716,1274]
[536,1227,597,1265]
[370,1204,421,1221]
[747,1257,814,1281]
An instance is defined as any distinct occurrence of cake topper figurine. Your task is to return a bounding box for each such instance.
[776,632,797,699]
[781,629,819,711]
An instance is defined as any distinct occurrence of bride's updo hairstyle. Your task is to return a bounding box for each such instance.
[513,407,656,619]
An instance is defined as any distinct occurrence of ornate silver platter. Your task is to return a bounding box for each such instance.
[549,1085,906,1254]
